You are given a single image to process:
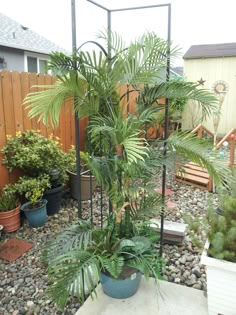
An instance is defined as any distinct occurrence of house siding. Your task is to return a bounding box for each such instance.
[182,56,236,135]
[0,46,24,71]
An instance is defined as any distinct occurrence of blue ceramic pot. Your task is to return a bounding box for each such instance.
[100,271,142,299]
[21,199,47,228]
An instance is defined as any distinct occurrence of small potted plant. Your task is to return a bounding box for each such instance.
[66,146,97,200]
[0,189,20,233]
[12,175,51,228]
[1,130,68,215]
[200,180,236,315]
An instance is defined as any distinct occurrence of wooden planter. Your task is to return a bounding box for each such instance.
[201,240,236,315]
[0,204,21,233]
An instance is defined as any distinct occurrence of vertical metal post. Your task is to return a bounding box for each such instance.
[71,0,82,219]
[107,9,113,215]
[159,4,171,257]
[107,10,111,61]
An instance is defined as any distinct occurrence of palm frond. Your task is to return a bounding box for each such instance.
[43,221,93,262]
[47,51,76,74]
[47,249,100,308]
[122,136,149,164]
[24,74,89,127]
[143,81,219,119]
[168,132,232,186]
[97,29,126,55]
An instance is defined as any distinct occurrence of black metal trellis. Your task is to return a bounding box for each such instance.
[71,0,171,257]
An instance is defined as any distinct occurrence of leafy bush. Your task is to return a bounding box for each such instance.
[66,146,89,173]
[4,175,51,205]
[0,190,18,212]
[185,181,236,262]
[1,130,68,185]
[207,185,236,262]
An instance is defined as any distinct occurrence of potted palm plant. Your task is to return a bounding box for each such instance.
[66,147,97,200]
[23,31,230,309]
[0,189,20,233]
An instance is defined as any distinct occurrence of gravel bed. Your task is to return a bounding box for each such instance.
[0,183,218,315]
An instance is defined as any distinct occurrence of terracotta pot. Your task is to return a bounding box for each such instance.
[0,204,21,233]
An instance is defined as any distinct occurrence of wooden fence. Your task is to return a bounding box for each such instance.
[0,71,165,190]
[0,70,87,189]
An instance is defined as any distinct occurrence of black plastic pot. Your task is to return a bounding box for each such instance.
[43,185,64,216]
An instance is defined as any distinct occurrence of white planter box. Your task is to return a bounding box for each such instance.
[201,240,236,315]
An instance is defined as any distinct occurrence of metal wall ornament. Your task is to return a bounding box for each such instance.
[212,80,228,145]
[212,80,228,95]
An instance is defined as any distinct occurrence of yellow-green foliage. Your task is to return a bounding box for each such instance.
[66,146,89,173]
[207,189,236,262]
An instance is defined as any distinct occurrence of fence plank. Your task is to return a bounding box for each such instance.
[2,70,15,137]
[36,73,48,138]
[0,71,9,189]
[21,72,32,131]
[12,71,24,133]
[28,73,39,131]
[44,74,54,137]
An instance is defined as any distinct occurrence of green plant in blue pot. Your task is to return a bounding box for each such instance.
[17,175,50,228]
[23,30,231,310]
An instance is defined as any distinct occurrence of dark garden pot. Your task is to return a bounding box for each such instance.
[100,268,142,299]
[67,170,97,201]
[21,199,47,228]
[43,185,63,216]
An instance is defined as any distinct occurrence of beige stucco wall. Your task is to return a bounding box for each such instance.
[182,56,236,136]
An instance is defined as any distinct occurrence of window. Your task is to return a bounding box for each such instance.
[0,56,7,70]
[25,53,48,73]
[39,59,47,73]
[27,56,37,73]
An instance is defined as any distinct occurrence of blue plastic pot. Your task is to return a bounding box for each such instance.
[100,271,142,299]
[21,199,47,228]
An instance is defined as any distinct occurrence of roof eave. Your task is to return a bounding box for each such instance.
[183,54,236,60]
[0,42,54,55]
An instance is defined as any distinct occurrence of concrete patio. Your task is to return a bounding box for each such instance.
[76,278,208,315]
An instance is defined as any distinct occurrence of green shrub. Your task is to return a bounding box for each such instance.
[207,186,236,262]
[1,130,68,185]
[66,146,89,173]
[4,175,51,205]
[0,190,18,212]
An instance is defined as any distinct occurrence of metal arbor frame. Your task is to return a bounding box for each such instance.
[71,0,171,256]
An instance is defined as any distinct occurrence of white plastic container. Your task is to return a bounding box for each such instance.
[201,240,236,315]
